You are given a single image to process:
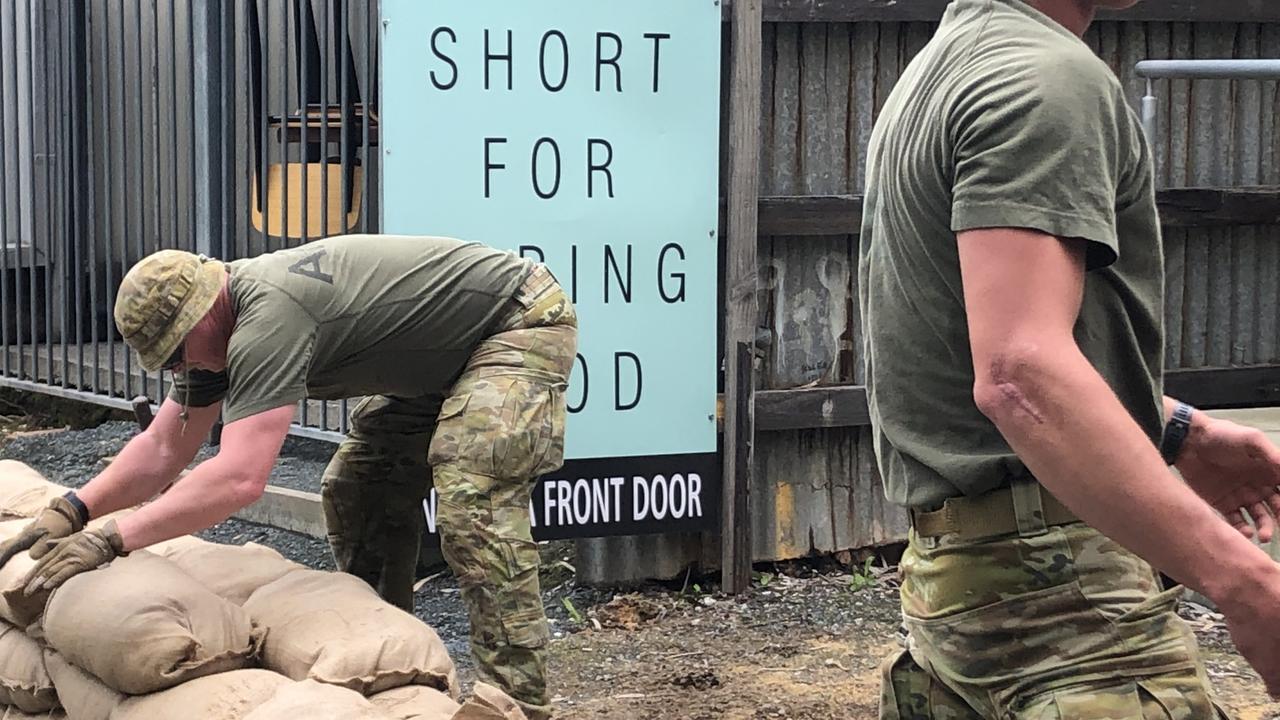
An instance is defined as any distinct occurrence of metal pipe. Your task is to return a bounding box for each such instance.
[1135,59,1280,81]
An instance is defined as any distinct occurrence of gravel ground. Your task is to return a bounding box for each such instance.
[3,416,1278,718]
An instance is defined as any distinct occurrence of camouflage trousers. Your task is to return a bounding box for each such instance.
[881,496,1232,719]
[321,264,577,720]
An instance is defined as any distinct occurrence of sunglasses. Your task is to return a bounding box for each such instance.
[161,344,185,372]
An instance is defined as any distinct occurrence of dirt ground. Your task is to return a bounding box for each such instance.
[1,396,1277,719]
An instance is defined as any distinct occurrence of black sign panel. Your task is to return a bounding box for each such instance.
[420,452,720,544]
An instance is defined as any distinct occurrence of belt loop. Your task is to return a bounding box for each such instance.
[1011,478,1049,537]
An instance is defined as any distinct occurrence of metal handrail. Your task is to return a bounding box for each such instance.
[1136,59,1280,142]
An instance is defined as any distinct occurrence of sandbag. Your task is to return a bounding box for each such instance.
[0,623,56,713]
[42,653,121,720]
[150,536,300,606]
[453,683,530,720]
[0,462,64,520]
[0,521,52,629]
[369,685,461,720]
[243,680,394,720]
[42,551,262,695]
[111,669,292,720]
[0,708,64,720]
[245,569,457,696]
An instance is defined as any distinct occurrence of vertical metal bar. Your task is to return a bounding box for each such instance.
[73,0,91,389]
[152,0,163,402]
[56,0,70,388]
[260,0,271,256]
[168,0,177,254]
[86,0,99,394]
[0,0,10,377]
[135,0,149,393]
[43,0,57,384]
[26,0,40,380]
[188,0,197,256]
[319,0,329,431]
[116,0,132,398]
[280,1,290,251]
[337,0,350,433]
[362,0,372,234]
[104,1,120,397]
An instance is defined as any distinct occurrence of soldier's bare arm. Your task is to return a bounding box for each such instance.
[957,225,1280,695]
[111,403,294,551]
[76,398,221,518]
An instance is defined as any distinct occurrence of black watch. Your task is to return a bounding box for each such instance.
[1159,402,1195,465]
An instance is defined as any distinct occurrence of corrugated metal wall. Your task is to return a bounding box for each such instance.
[580,19,1280,582]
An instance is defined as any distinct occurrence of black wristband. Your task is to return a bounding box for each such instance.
[1159,402,1195,465]
[62,490,91,526]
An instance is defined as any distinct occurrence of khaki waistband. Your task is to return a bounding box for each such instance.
[910,481,1079,542]
[492,263,576,333]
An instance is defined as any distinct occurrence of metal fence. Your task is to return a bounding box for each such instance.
[0,0,378,438]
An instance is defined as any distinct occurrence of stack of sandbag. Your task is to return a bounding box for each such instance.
[0,460,529,720]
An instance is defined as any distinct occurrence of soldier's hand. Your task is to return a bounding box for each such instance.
[0,495,85,569]
[21,520,126,596]
[1223,578,1280,699]
[1174,415,1280,542]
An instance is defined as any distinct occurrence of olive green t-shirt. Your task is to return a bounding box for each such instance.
[171,235,532,423]
[857,0,1164,510]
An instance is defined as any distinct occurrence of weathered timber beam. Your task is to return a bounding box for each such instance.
[739,188,1280,236]
[1164,365,1280,409]
[755,385,868,432]
[753,366,1280,431]
[722,0,1280,23]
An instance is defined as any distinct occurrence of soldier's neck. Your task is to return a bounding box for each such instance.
[1025,0,1096,36]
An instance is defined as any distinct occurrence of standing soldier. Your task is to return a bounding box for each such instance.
[0,234,576,719]
[861,0,1280,716]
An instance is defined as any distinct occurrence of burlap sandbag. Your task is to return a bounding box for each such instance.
[0,708,64,720]
[42,652,122,720]
[452,683,530,720]
[111,669,292,720]
[0,520,51,629]
[369,685,461,720]
[0,461,64,520]
[245,569,457,696]
[149,536,301,606]
[243,680,394,720]
[42,551,262,695]
[0,623,56,713]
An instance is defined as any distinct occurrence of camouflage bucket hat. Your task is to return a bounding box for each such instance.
[114,250,226,372]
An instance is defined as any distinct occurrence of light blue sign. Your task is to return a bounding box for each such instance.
[380,0,722,465]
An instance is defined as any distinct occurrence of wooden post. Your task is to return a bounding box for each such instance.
[722,0,762,595]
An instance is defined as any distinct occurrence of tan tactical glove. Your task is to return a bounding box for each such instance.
[0,495,85,570]
[22,519,127,596]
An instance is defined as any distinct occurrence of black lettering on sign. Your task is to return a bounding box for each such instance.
[429,27,458,90]
[615,351,642,411]
[518,245,545,263]
[539,30,569,92]
[587,139,614,199]
[604,244,632,303]
[644,33,670,92]
[568,353,588,413]
[658,242,686,303]
[531,137,562,199]
[484,138,507,198]
[485,29,513,90]
[570,245,579,303]
[595,32,622,92]
[288,249,334,284]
